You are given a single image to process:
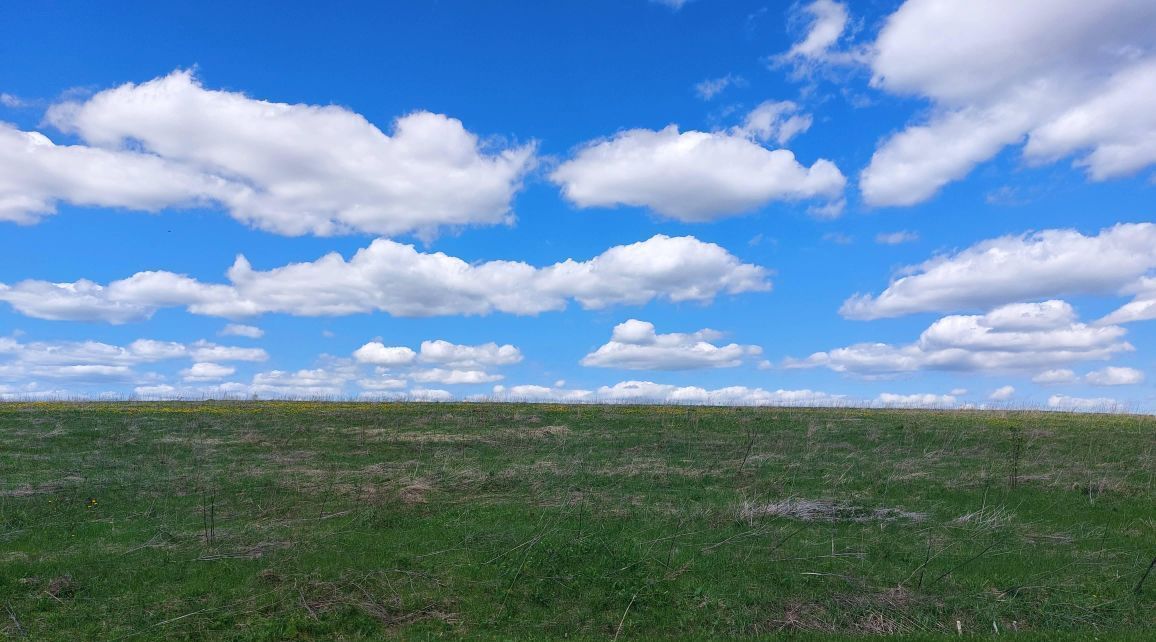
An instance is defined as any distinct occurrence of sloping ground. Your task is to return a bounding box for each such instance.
[0,402,1153,639]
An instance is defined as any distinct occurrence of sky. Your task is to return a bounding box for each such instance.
[1,0,1155,410]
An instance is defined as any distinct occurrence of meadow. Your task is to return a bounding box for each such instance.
[0,401,1153,640]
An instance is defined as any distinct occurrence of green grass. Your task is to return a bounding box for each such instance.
[1,402,1153,640]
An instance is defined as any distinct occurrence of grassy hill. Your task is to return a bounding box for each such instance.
[1,402,1153,639]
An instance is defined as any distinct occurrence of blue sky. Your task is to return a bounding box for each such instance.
[1,0,1155,410]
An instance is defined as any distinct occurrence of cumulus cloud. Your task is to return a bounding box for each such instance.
[792,301,1133,375]
[988,385,1016,401]
[1033,369,1077,384]
[1,70,534,236]
[775,0,856,73]
[580,319,761,370]
[493,380,847,406]
[875,392,957,407]
[352,339,521,386]
[180,362,235,382]
[248,368,350,398]
[220,323,263,339]
[0,336,256,384]
[733,101,813,145]
[1084,366,1145,386]
[551,125,845,221]
[0,235,770,322]
[133,384,179,398]
[407,388,454,402]
[842,223,1156,319]
[0,123,229,226]
[411,368,503,385]
[352,343,417,366]
[417,339,522,368]
[1101,277,1156,324]
[1047,394,1123,412]
[862,1,1156,206]
[189,341,268,362]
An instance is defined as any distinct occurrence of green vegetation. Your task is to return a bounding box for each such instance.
[1,402,1153,640]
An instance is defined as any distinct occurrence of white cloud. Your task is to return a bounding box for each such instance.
[411,368,503,385]
[862,1,1156,206]
[357,376,407,391]
[551,125,845,221]
[134,384,178,397]
[189,341,268,362]
[418,339,522,368]
[0,123,228,226]
[1101,277,1156,324]
[793,301,1133,375]
[1084,366,1145,386]
[1033,369,1077,384]
[180,362,235,382]
[778,0,853,68]
[1047,394,1122,412]
[0,335,254,384]
[407,388,453,402]
[493,380,847,406]
[875,392,956,407]
[695,74,746,100]
[352,339,519,385]
[0,235,770,321]
[601,381,847,406]
[652,0,691,9]
[352,343,418,366]
[492,384,594,403]
[220,323,263,338]
[875,230,919,245]
[733,101,813,145]
[842,223,1156,319]
[580,319,761,370]
[249,368,350,398]
[988,385,1016,401]
[2,70,534,236]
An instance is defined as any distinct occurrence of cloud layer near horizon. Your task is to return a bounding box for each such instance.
[0,234,771,322]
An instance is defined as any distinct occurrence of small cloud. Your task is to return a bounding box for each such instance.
[732,100,812,145]
[581,319,761,371]
[651,0,692,10]
[695,74,747,100]
[220,323,264,339]
[988,385,1015,401]
[809,198,846,219]
[875,392,957,407]
[1033,369,1077,384]
[822,231,853,245]
[1047,394,1121,411]
[181,362,236,382]
[985,185,1038,207]
[1084,366,1144,386]
[875,230,919,245]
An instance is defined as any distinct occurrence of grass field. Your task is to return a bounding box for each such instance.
[1,402,1153,640]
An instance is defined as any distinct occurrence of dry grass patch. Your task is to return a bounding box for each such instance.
[0,475,84,497]
[739,499,927,523]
